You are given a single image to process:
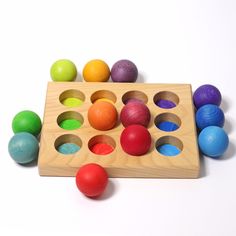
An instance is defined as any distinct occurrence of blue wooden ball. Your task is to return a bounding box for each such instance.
[8,132,39,164]
[196,104,225,130]
[198,126,229,158]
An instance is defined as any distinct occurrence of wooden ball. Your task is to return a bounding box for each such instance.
[83,59,110,82]
[76,163,108,197]
[111,59,138,82]
[193,84,222,109]
[120,102,151,127]
[196,104,225,130]
[88,101,117,131]
[8,132,39,164]
[198,126,229,158]
[120,125,151,156]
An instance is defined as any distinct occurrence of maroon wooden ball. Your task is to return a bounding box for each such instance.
[120,102,151,127]
[120,125,151,156]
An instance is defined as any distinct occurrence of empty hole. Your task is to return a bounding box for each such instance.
[59,89,85,107]
[55,134,82,155]
[154,91,179,109]
[156,136,183,156]
[155,113,181,132]
[122,90,148,104]
[90,90,117,104]
[88,135,116,155]
[57,111,84,130]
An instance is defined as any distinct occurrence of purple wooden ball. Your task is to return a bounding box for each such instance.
[111,59,138,82]
[193,84,222,109]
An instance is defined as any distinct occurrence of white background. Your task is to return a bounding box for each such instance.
[0,0,236,235]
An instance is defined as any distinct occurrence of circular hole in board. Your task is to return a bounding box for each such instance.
[122,90,148,104]
[55,134,82,155]
[88,135,116,155]
[57,111,84,130]
[90,90,117,104]
[155,113,181,132]
[59,89,85,108]
[153,91,179,109]
[156,136,183,157]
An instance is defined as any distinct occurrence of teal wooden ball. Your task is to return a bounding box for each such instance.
[8,132,39,164]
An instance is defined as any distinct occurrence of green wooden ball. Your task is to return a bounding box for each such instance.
[50,59,77,82]
[12,110,42,136]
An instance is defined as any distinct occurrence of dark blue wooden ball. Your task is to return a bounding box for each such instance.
[196,104,224,130]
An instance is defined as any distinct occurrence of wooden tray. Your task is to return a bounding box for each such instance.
[38,82,200,178]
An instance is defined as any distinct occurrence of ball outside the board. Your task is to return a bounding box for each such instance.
[8,132,39,164]
[76,163,108,198]
[120,124,151,156]
[83,59,110,82]
[196,104,225,130]
[50,59,77,82]
[198,126,229,158]
[111,59,138,82]
[120,101,151,127]
[193,84,222,109]
[12,110,42,136]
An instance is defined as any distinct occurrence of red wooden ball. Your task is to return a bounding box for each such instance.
[76,163,108,197]
[120,124,151,156]
[120,101,151,127]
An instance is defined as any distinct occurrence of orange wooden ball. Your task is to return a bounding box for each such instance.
[88,101,118,131]
[83,59,110,82]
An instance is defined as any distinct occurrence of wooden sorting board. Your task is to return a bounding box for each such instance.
[38,82,200,178]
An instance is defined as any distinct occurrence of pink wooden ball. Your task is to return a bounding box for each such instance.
[120,101,151,127]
